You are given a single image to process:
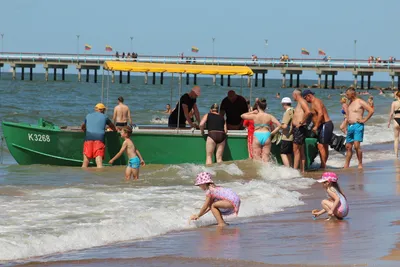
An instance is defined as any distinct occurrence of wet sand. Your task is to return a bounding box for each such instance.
[11,158,400,267]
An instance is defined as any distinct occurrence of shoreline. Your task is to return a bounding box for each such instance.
[5,158,399,267]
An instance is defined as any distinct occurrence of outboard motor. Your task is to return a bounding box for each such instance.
[330,133,346,154]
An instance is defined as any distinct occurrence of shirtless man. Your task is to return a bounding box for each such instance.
[292,89,311,172]
[302,90,333,169]
[112,96,132,128]
[344,88,374,169]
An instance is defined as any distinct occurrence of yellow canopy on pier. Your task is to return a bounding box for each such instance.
[103,61,254,76]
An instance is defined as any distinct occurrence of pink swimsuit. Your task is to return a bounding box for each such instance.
[206,186,241,216]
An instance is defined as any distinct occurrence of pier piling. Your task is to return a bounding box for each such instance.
[227,75,231,87]
[281,74,286,88]
[296,74,300,88]
[94,69,97,83]
[213,75,216,85]
[78,69,81,82]
[45,68,49,81]
[220,75,224,86]
[144,72,148,85]
[255,73,258,87]
[289,74,293,88]
[152,72,156,85]
[194,74,197,85]
[21,67,25,80]
[87,69,90,83]
[186,74,189,85]
[160,73,163,85]
[54,68,57,81]
[127,71,130,84]
[262,73,265,87]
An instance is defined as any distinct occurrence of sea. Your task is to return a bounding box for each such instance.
[0,72,397,265]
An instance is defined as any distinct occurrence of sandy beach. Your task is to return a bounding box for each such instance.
[7,157,398,267]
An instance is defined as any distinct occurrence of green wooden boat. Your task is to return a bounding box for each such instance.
[1,62,319,168]
[1,118,318,168]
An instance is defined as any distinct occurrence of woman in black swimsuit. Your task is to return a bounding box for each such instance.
[388,91,400,157]
[199,103,227,165]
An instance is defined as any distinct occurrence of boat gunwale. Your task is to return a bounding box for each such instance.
[2,121,248,137]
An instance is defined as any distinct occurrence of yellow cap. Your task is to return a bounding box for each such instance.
[95,103,106,110]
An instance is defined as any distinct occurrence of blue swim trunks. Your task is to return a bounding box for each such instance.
[346,123,364,143]
[128,156,140,169]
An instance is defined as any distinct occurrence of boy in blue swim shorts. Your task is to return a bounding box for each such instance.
[109,127,145,180]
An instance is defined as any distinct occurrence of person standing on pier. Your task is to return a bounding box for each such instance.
[81,103,117,168]
[344,88,374,169]
[302,90,333,169]
[168,86,201,128]
[112,96,132,128]
[292,89,311,173]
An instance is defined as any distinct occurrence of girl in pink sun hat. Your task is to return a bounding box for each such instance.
[190,172,241,227]
[312,172,349,220]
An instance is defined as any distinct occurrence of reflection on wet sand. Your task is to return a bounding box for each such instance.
[322,219,350,262]
[395,161,400,195]
[381,220,400,261]
[198,226,240,257]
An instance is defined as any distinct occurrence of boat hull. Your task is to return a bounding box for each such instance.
[2,120,318,168]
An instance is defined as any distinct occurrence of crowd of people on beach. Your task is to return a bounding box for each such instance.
[79,85,399,225]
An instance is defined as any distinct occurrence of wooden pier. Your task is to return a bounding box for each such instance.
[1,52,400,89]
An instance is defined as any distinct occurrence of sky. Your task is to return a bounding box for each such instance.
[1,0,399,80]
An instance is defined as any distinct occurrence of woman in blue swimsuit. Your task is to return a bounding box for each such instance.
[241,98,281,162]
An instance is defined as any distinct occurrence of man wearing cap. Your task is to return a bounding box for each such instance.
[292,89,311,172]
[81,103,117,168]
[302,89,333,169]
[168,86,201,128]
[279,97,294,167]
[220,90,248,130]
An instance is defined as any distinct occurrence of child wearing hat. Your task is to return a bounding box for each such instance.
[190,172,241,226]
[312,172,349,220]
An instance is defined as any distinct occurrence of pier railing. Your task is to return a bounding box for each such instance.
[1,52,400,70]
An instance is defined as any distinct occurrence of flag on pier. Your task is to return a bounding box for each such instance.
[85,44,92,51]
[191,46,199,53]
[105,45,113,52]
[301,48,310,55]
[318,49,326,56]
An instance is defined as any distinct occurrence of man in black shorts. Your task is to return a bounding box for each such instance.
[302,89,333,169]
[279,97,294,167]
[292,89,311,173]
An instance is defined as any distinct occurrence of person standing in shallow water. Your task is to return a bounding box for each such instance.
[302,89,333,169]
[292,89,311,173]
[344,88,374,169]
[112,96,132,128]
[199,103,227,165]
[81,103,117,168]
[388,91,400,158]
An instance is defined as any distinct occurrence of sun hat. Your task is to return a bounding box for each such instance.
[281,97,292,104]
[195,172,214,186]
[191,86,201,96]
[317,172,338,183]
[95,103,106,110]
[301,89,315,98]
